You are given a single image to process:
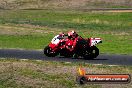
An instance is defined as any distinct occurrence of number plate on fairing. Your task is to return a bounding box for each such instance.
[90,38,102,46]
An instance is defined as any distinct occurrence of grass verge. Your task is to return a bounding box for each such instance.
[0,58,132,88]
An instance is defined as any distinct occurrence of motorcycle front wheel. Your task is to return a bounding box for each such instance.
[44,46,58,57]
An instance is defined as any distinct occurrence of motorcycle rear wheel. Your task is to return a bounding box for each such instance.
[84,46,99,59]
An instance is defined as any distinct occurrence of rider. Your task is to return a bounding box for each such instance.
[65,30,78,51]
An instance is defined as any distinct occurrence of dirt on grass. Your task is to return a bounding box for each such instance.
[0,24,64,35]
[0,0,132,10]
[0,59,132,88]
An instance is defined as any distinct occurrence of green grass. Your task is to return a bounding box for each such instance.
[0,10,131,31]
[0,10,131,54]
[0,58,132,88]
[0,35,52,49]
[109,5,132,8]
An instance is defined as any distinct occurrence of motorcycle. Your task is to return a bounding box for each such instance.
[44,34,102,59]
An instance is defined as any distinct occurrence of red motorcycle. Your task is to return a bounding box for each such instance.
[44,34,102,59]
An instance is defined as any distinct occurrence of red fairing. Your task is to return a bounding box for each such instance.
[65,38,78,51]
[49,43,57,50]
[65,39,73,46]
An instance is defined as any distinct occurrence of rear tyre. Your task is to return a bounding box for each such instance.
[84,46,99,59]
[44,46,58,57]
[91,46,99,58]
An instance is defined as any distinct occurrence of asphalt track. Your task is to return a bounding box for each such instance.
[0,49,132,66]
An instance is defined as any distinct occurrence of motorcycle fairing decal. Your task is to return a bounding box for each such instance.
[90,38,102,46]
[51,35,60,45]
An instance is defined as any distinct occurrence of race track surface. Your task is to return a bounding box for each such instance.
[0,49,132,66]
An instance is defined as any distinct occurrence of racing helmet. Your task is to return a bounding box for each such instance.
[68,30,77,39]
[59,32,65,36]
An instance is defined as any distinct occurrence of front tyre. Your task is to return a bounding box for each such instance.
[44,46,57,57]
